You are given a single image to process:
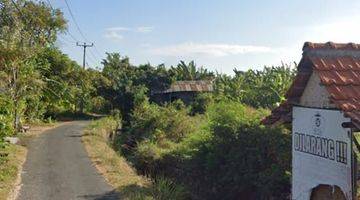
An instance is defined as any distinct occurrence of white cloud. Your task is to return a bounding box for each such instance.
[136,26,154,33]
[104,26,154,41]
[149,42,275,57]
[104,30,123,41]
[106,27,131,32]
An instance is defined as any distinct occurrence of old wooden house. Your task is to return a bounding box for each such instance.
[151,80,213,105]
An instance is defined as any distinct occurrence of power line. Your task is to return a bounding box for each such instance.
[43,0,79,43]
[88,49,98,62]
[58,34,73,44]
[62,0,103,64]
[45,0,101,66]
[63,0,89,42]
[93,44,103,59]
[65,30,78,42]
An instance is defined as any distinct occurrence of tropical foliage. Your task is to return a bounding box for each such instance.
[214,64,296,108]
[0,1,298,199]
[0,0,103,144]
[115,99,291,199]
[170,61,214,81]
[0,0,66,134]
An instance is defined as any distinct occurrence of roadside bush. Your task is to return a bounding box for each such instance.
[190,93,213,115]
[151,177,188,200]
[0,96,13,148]
[173,101,291,199]
[121,100,196,149]
[86,116,120,138]
[119,99,291,199]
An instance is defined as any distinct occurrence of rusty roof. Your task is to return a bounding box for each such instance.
[154,80,213,94]
[263,42,360,126]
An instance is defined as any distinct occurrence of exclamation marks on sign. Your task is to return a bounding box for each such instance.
[336,141,347,164]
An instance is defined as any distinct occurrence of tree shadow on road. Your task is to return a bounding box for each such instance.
[78,184,152,199]
[78,189,120,200]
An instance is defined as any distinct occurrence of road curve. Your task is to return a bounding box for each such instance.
[17,121,119,200]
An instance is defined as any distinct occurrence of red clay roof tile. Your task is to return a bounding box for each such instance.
[303,42,360,50]
[263,42,360,126]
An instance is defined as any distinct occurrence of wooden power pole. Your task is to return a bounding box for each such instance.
[76,42,93,113]
[76,42,93,69]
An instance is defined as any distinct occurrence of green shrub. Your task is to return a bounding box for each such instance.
[87,116,120,137]
[151,177,188,200]
[122,101,197,148]
[178,101,291,199]
[119,99,291,200]
[151,101,290,199]
[0,96,14,148]
[190,93,214,115]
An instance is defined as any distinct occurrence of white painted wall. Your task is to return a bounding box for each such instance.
[299,71,335,108]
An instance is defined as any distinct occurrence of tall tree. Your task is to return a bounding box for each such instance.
[100,53,173,120]
[170,60,214,81]
[0,0,66,130]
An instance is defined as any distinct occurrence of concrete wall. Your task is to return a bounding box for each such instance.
[299,71,336,108]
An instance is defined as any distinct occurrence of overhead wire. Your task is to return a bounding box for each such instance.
[63,0,88,42]
[43,0,78,43]
[62,0,103,63]
[45,0,100,67]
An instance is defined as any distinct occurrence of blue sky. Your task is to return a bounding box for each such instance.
[51,0,360,74]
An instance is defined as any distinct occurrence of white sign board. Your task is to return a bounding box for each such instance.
[292,106,352,200]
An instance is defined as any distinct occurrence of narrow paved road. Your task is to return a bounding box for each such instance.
[17,121,119,200]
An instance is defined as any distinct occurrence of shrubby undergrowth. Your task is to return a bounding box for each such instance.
[0,2,295,199]
[117,99,291,200]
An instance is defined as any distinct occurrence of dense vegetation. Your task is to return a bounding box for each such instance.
[115,99,291,199]
[0,0,104,142]
[0,1,297,199]
[96,54,295,199]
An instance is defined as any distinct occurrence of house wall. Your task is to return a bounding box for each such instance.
[299,71,335,108]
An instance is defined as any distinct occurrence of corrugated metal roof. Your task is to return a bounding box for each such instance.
[154,80,213,94]
[263,42,360,126]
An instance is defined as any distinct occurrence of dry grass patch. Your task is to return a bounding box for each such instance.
[0,121,61,200]
[0,144,27,200]
[82,118,153,199]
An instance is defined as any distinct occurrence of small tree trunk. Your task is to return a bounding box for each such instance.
[12,67,20,132]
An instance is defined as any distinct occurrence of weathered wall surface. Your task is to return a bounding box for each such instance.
[299,71,336,109]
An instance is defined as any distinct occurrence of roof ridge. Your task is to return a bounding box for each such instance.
[303,42,360,58]
[303,41,360,50]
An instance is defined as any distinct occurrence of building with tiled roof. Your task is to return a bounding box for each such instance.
[151,80,213,105]
[263,41,360,128]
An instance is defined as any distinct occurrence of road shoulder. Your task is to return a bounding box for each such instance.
[1,122,62,200]
[82,118,152,199]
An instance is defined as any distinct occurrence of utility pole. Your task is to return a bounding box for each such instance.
[76,42,93,69]
[76,42,93,114]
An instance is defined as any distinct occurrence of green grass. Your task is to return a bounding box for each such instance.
[82,117,188,200]
[0,144,27,200]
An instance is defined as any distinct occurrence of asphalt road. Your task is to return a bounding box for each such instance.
[17,121,119,200]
